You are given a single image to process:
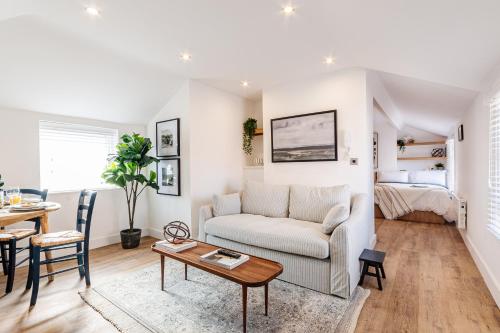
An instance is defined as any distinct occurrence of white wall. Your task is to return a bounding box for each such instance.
[146,80,248,237]
[189,81,247,236]
[0,107,148,249]
[374,103,398,171]
[263,69,373,194]
[456,91,500,307]
[146,82,192,237]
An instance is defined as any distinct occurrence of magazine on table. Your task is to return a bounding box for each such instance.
[155,240,197,252]
[200,249,249,270]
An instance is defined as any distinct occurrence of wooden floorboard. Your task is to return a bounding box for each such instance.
[0,221,499,333]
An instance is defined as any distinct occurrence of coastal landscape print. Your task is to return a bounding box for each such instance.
[271,110,337,162]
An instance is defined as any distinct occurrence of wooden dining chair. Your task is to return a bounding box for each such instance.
[26,190,97,306]
[0,189,47,293]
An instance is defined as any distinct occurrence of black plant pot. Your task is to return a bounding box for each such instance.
[120,228,142,249]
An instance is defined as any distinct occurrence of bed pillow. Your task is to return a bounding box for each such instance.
[409,170,447,187]
[377,171,409,183]
[289,184,350,223]
[321,204,350,234]
[212,193,241,217]
[241,181,290,218]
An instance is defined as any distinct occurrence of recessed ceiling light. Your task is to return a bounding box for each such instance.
[85,6,100,16]
[241,80,249,87]
[324,56,335,65]
[282,5,296,16]
[180,52,192,62]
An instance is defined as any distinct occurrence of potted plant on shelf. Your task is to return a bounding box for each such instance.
[242,118,257,155]
[102,133,159,249]
[435,162,445,170]
[397,139,406,152]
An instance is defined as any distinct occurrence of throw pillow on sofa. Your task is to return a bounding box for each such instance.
[321,204,350,234]
[289,184,350,223]
[212,193,241,216]
[241,181,290,218]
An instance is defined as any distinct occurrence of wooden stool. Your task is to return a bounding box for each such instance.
[358,249,386,290]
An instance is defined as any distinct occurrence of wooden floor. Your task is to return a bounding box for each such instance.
[0,220,499,333]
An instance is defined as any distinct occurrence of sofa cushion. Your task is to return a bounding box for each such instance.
[289,184,350,223]
[204,214,330,259]
[241,181,290,218]
[212,193,241,217]
[321,204,350,234]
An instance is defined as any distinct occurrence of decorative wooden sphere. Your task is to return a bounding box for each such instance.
[163,221,191,244]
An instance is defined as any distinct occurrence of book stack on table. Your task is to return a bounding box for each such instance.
[200,249,249,270]
[155,240,197,253]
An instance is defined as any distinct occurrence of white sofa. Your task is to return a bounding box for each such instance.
[198,182,373,298]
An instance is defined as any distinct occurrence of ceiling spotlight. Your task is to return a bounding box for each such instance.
[241,80,249,87]
[324,56,335,65]
[180,52,192,62]
[85,6,100,16]
[282,5,296,16]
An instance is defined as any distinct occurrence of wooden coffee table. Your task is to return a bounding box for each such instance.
[152,240,283,333]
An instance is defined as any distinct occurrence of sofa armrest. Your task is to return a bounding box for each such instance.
[329,193,374,298]
[198,205,214,241]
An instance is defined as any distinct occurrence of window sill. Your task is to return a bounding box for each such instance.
[487,224,500,240]
[48,187,121,195]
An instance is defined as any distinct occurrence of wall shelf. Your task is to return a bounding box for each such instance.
[398,141,446,147]
[254,128,263,136]
[397,156,447,161]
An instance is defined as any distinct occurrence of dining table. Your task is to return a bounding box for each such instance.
[0,202,61,281]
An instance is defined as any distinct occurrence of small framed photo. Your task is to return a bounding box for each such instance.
[157,159,181,196]
[156,118,180,157]
[458,124,464,142]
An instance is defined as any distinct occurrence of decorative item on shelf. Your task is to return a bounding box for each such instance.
[431,148,446,157]
[157,158,181,196]
[102,133,159,249]
[156,118,180,157]
[435,162,445,170]
[373,132,378,169]
[253,156,263,166]
[397,139,406,152]
[271,110,338,162]
[243,118,258,155]
[163,221,191,244]
[407,138,415,144]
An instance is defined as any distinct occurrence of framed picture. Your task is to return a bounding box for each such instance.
[373,132,379,169]
[157,159,181,196]
[271,110,338,162]
[458,124,464,142]
[156,118,180,157]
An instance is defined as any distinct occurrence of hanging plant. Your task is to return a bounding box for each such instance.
[397,139,406,152]
[243,118,258,155]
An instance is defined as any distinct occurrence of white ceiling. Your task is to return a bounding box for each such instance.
[378,72,478,136]
[1,0,500,124]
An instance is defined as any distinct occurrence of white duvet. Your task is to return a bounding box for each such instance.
[374,183,458,222]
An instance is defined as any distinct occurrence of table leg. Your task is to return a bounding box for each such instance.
[184,263,187,280]
[242,285,247,333]
[265,283,268,316]
[160,255,165,291]
[40,213,54,282]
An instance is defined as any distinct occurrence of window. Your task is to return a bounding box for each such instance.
[489,97,500,239]
[39,121,118,192]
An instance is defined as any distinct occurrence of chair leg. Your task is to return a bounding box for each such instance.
[380,263,386,279]
[6,238,16,293]
[83,243,90,286]
[30,246,41,306]
[76,243,84,278]
[375,266,383,291]
[26,242,33,290]
[358,261,368,286]
[1,243,8,275]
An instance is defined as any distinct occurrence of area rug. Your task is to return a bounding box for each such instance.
[80,260,369,333]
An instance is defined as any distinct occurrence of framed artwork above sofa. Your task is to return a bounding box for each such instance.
[270,110,338,162]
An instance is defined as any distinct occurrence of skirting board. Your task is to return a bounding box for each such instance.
[460,230,500,308]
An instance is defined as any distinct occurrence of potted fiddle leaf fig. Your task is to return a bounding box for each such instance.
[102,133,159,249]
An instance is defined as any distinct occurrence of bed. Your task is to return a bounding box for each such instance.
[374,171,458,224]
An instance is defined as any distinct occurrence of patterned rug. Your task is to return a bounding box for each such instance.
[80,260,369,333]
